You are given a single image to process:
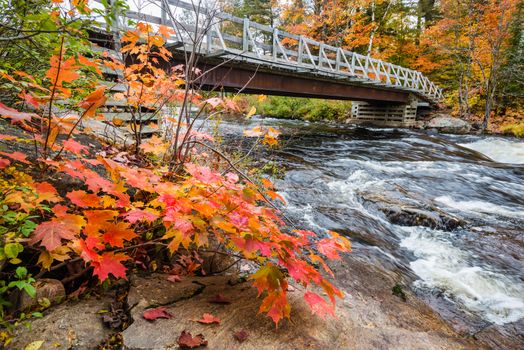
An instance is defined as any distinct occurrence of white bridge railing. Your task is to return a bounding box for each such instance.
[95,0,443,102]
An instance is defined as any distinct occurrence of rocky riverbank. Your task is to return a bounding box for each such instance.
[13,261,483,350]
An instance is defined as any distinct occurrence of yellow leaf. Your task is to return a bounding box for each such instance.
[25,340,44,350]
[112,117,124,127]
[243,126,263,137]
[246,106,256,118]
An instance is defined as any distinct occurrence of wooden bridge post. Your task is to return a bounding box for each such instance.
[350,95,419,128]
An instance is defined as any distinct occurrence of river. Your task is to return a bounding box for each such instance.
[219,116,524,343]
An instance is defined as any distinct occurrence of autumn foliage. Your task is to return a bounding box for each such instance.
[0,1,350,341]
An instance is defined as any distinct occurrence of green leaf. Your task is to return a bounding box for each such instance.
[8,281,24,289]
[31,312,43,318]
[15,266,27,279]
[4,242,23,259]
[9,258,22,265]
[20,220,37,237]
[23,284,36,298]
[40,18,57,32]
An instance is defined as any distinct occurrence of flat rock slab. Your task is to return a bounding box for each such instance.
[11,294,113,350]
[123,274,473,350]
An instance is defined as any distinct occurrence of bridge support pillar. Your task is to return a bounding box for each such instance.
[350,95,418,127]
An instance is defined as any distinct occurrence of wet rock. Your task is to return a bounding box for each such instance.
[426,115,472,134]
[473,319,524,350]
[361,192,464,230]
[122,273,474,350]
[10,278,65,312]
[10,294,113,350]
[380,204,463,230]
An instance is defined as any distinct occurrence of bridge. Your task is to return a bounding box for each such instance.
[91,0,443,127]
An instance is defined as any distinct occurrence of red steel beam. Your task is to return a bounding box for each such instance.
[186,61,411,103]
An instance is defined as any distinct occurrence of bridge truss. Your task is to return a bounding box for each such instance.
[94,0,443,104]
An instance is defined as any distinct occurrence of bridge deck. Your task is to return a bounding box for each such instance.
[92,0,442,104]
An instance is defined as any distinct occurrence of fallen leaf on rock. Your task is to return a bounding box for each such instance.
[143,306,173,321]
[208,293,231,304]
[177,330,208,348]
[24,340,44,350]
[167,274,182,283]
[195,313,220,324]
[233,330,249,343]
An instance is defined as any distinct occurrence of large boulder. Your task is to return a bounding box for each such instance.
[359,190,464,231]
[426,115,471,134]
[10,294,113,349]
[121,273,474,350]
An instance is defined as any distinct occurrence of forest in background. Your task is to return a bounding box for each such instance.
[228,0,523,133]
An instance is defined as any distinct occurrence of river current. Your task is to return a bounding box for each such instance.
[219,117,524,333]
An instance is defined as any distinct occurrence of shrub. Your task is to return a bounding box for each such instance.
[501,123,524,137]
[253,96,350,122]
[0,2,351,344]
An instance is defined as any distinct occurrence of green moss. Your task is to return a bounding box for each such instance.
[392,284,407,301]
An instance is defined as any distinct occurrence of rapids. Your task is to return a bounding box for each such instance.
[220,117,524,333]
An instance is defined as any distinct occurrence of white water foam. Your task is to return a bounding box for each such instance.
[435,195,524,219]
[460,138,524,164]
[400,226,524,325]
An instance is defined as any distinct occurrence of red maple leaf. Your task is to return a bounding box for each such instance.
[185,163,222,184]
[304,291,335,319]
[0,102,39,125]
[195,313,221,324]
[0,134,17,141]
[29,220,78,251]
[62,138,88,155]
[67,190,102,208]
[85,174,114,193]
[91,252,128,281]
[177,331,208,349]
[124,209,159,224]
[143,306,173,321]
[233,330,248,343]
[0,158,10,169]
[316,232,351,260]
[0,151,31,164]
[34,182,60,204]
[167,274,182,283]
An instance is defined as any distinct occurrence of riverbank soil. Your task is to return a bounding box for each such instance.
[13,254,507,350]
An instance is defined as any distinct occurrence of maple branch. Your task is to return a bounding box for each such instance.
[43,36,64,158]
[185,140,298,228]
[208,257,242,275]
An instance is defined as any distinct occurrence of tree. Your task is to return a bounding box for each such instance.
[497,1,524,114]
[230,0,278,26]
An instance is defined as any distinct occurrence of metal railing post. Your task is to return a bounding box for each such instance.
[272,28,278,61]
[319,43,324,68]
[243,18,249,52]
[298,35,304,64]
